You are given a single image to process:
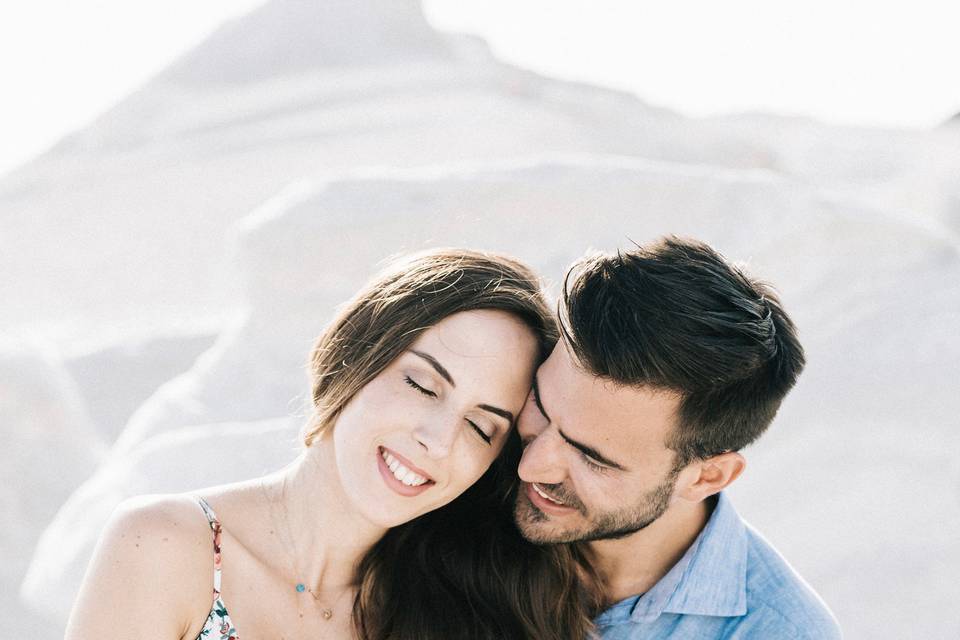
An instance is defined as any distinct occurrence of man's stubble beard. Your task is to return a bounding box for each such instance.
[514,466,681,544]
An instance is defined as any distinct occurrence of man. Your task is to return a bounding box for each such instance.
[514,237,841,639]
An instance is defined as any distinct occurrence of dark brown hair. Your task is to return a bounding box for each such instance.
[559,236,805,465]
[305,248,597,639]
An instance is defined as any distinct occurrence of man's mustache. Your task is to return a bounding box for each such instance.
[535,482,588,515]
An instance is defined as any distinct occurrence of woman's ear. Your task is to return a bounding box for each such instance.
[676,451,746,502]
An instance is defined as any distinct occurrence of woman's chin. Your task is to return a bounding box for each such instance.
[356,499,430,529]
[342,478,439,528]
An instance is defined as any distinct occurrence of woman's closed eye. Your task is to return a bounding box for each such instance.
[404,375,437,398]
[405,375,494,445]
[466,418,492,445]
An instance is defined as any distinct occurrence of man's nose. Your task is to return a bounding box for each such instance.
[517,390,548,439]
[517,426,568,485]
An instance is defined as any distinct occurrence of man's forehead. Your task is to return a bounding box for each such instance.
[540,342,681,452]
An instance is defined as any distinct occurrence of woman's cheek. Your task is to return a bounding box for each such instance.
[469,451,498,485]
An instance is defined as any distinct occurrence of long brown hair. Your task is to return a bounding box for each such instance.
[304,248,598,639]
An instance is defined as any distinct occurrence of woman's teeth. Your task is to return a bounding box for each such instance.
[381,449,429,487]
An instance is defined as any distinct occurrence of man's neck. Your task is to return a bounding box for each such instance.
[587,496,716,605]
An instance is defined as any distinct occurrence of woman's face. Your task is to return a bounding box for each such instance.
[331,309,540,528]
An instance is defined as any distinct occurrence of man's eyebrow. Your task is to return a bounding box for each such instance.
[410,350,455,387]
[478,404,514,425]
[531,376,550,422]
[558,428,626,471]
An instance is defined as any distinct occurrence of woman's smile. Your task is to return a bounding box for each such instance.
[377,446,436,497]
[332,309,538,527]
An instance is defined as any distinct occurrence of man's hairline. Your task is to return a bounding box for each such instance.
[538,336,697,472]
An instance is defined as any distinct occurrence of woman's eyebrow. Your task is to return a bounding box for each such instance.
[478,404,514,425]
[410,350,455,386]
[409,350,514,425]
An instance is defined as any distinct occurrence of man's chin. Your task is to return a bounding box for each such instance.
[517,524,585,544]
[514,497,656,544]
[517,517,647,544]
[513,499,586,544]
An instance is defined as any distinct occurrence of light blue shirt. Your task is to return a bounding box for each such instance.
[593,493,841,639]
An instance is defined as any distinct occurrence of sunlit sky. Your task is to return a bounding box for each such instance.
[2,0,959,176]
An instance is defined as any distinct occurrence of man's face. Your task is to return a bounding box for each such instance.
[514,341,686,543]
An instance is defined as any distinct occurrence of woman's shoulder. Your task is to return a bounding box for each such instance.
[109,492,216,552]
[114,480,260,537]
[66,493,217,639]
[102,493,217,600]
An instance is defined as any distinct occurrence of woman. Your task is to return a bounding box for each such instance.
[66,248,598,640]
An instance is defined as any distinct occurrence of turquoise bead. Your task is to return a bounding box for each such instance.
[295,583,306,593]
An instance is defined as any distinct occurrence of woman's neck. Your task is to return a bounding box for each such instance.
[261,439,387,595]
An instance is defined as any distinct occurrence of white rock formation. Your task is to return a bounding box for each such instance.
[6,1,960,638]
[0,344,105,638]
[64,330,218,444]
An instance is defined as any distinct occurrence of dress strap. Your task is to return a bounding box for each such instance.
[195,497,223,595]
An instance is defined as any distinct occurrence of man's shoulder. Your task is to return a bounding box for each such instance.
[741,523,842,639]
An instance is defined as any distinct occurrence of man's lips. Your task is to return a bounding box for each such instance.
[524,482,578,515]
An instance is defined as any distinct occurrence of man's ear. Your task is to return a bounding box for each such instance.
[677,452,746,502]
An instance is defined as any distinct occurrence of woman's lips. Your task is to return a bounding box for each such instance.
[381,446,434,481]
[377,446,435,497]
[524,482,578,515]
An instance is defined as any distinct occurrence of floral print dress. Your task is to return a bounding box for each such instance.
[195,497,240,640]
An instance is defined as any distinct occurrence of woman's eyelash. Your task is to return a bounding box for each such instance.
[404,375,436,398]
[467,419,492,445]
[405,376,491,445]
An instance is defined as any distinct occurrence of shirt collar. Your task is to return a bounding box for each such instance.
[595,492,748,626]
[652,492,748,619]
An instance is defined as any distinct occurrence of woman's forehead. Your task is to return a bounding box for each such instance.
[412,310,534,361]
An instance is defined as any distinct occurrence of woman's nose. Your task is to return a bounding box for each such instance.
[413,416,458,459]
